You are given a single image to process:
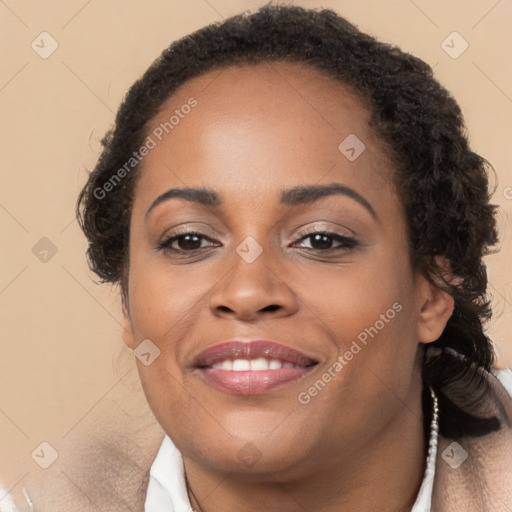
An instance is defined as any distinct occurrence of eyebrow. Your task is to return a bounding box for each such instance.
[145,182,378,220]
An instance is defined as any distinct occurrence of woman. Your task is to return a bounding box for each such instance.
[3,4,511,511]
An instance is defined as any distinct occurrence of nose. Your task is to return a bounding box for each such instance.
[208,247,299,322]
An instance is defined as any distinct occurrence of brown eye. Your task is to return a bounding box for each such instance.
[157,232,220,252]
[293,232,357,252]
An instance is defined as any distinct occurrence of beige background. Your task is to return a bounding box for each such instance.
[1,0,511,503]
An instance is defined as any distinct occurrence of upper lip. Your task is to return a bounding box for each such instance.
[193,340,318,368]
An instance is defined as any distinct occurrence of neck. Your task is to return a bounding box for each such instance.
[183,383,428,512]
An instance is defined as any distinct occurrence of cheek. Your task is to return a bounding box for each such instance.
[128,258,204,340]
[295,246,419,407]
[128,269,202,430]
[295,250,415,350]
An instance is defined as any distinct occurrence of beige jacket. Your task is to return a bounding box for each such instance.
[2,364,511,511]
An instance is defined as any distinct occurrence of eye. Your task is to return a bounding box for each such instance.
[156,231,220,252]
[292,231,357,252]
[156,229,358,255]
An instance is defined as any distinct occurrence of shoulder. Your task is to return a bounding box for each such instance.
[0,375,165,512]
[0,481,24,512]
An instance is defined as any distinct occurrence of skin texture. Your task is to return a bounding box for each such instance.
[122,61,454,512]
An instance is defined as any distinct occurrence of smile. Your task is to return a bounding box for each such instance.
[193,340,318,395]
[211,358,303,370]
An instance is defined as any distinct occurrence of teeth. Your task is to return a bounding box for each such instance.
[210,358,300,371]
[251,357,270,370]
[232,359,251,371]
[221,360,233,370]
[269,359,283,369]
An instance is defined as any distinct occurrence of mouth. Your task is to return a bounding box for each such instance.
[193,340,318,395]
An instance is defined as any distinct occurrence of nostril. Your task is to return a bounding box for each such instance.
[262,304,280,312]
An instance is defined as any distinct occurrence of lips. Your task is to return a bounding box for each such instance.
[193,340,318,395]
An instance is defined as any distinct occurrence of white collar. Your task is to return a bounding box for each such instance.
[143,434,191,512]
[144,389,440,512]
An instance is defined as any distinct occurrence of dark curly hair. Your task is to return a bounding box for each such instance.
[76,4,500,438]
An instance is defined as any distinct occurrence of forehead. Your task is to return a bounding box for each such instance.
[135,61,396,207]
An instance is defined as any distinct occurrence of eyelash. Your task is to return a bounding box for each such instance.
[156,228,358,255]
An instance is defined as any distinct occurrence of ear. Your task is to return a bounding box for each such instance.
[416,258,456,344]
[121,296,136,350]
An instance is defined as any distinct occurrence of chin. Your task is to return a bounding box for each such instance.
[168,421,314,476]
[196,441,310,476]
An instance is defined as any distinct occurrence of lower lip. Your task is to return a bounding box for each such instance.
[198,367,314,395]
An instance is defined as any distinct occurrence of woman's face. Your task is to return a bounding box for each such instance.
[123,61,451,477]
